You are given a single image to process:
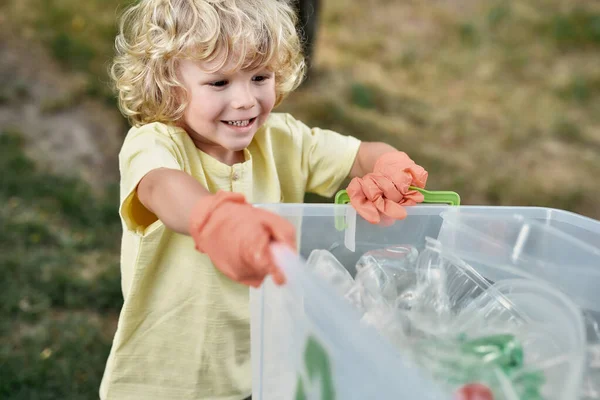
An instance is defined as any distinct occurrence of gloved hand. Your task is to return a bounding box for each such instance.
[346,151,428,224]
[189,190,296,287]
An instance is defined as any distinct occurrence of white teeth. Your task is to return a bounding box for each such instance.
[226,119,250,127]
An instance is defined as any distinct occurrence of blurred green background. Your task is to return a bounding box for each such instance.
[1,0,599,397]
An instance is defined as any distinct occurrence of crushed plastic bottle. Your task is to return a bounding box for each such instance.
[353,245,420,311]
[305,249,355,298]
[355,245,419,273]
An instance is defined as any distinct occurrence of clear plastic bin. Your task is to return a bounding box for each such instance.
[437,209,600,313]
[250,204,600,399]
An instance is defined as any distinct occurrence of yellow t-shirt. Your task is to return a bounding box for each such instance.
[100,113,361,400]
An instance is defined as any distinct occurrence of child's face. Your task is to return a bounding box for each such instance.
[177,58,276,162]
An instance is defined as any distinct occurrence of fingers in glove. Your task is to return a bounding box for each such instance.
[347,177,381,224]
[260,212,296,285]
[405,164,428,189]
[370,174,403,202]
[378,214,396,227]
[237,229,271,283]
[269,265,287,285]
[378,198,408,221]
[374,152,428,190]
[401,189,425,204]
[239,276,266,288]
[261,211,297,251]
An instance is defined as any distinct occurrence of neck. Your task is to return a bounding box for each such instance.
[196,141,244,165]
[177,123,245,166]
[218,149,245,166]
[192,138,243,164]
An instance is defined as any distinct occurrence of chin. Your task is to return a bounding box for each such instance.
[226,138,254,152]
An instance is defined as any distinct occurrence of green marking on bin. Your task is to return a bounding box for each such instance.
[295,335,335,400]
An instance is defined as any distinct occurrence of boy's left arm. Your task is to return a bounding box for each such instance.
[348,142,397,178]
[346,142,429,224]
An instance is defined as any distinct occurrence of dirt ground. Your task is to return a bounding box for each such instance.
[0,30,124,192]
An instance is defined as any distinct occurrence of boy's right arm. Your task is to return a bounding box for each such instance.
[137,168,296,287]
[137,167,211,235]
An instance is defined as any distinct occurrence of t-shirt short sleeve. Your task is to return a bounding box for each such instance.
[118,123,183,233]
[284,114,362,198]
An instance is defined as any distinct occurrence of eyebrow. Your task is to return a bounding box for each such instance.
[203,67,272,78]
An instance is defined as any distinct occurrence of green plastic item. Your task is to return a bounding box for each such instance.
[415,333,544,399]
[458,334,524,374]
[334,186,461,230]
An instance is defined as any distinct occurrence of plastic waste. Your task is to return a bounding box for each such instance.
[305,249,354,298]
[301,238,587,400]
[353,245,420,312]
[409,333,543,400]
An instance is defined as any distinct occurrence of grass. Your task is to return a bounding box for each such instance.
[540,8,600,49]
[0,131,122,399]
[2,0,598,215]
[282,0,600,217]
[1,0,134,107]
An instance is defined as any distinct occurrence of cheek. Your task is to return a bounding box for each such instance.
[261,84,277,110]
[186,92,221,123]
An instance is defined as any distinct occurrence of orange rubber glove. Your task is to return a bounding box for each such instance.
[347,151,428,224]
[189,190,296,288]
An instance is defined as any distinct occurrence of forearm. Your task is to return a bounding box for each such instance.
[137,168,212,235]
[349,141,397,178]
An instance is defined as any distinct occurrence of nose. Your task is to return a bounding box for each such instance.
[231,83,256,110]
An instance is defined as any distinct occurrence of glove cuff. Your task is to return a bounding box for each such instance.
[374,151,428,189]
[373,151,414,171]
[189,190,247,252]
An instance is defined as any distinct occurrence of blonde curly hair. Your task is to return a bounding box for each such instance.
[110,0,306,126]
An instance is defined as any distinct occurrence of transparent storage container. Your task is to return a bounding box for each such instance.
[250,205,600,400]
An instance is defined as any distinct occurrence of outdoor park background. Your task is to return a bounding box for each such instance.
[1,0,599,397]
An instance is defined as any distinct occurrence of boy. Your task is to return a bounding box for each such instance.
[101,0,427,398]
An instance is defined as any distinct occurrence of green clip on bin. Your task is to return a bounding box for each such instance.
[333,186,461,230]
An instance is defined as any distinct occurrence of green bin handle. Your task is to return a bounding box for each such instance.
[334,186,460,230]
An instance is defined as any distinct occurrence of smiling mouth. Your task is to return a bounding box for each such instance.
[222,117,257,127]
